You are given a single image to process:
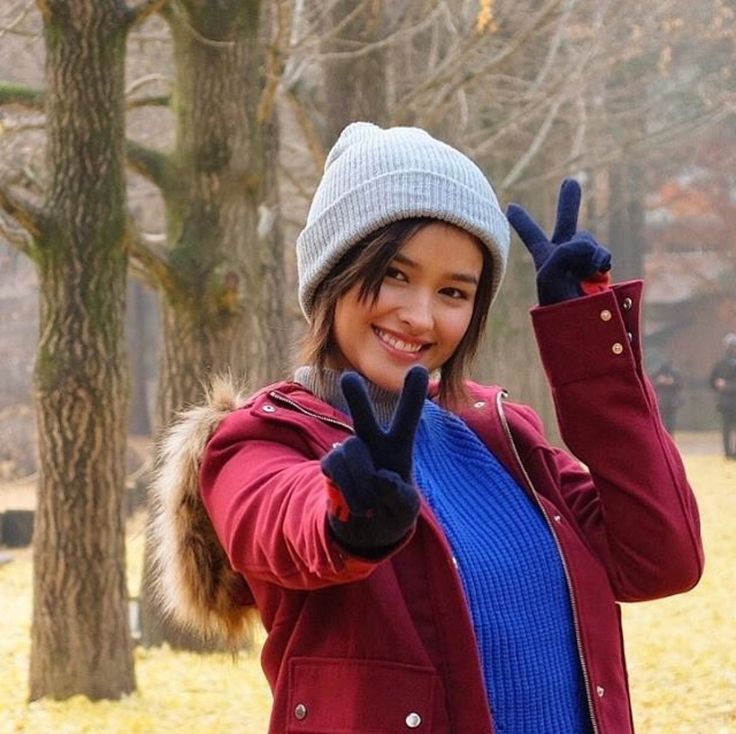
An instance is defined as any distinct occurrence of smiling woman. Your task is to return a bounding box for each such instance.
[333,223,483,384]
[150,122,704,734]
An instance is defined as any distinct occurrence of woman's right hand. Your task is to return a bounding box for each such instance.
[320,366,427,554]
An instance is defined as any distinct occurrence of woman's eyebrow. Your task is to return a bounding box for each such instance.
[393,252,479,285]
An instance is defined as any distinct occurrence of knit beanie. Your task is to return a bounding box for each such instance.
[296,122,510,318]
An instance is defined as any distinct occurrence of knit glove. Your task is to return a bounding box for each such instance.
[321,366,428,555]
[506,178,612,306]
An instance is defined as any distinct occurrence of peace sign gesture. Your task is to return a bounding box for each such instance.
[507,178,612,305]
[321,367,428,553]
[341,366,428,481]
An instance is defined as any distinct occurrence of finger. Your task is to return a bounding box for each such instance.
[506,204,552,269]
[321,438,376,514]
[568,233,612,275]
[340,372,381,444]
[551,178,581,244]
[390,366,428,442]
[506,203,548,248]
[374,469,421,517]
[552,239,603,280]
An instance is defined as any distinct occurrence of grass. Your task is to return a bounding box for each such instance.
[0,452,734,733]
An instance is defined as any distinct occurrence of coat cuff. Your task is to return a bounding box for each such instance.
[531,280,644,387]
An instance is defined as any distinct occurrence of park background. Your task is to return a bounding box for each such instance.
[0,0,734,732]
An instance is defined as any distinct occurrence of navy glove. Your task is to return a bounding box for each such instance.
[507,178,612,306]
[321,366,428,555]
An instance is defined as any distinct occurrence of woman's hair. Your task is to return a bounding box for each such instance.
[299,217,494,408]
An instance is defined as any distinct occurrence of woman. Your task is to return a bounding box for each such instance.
[152,122,703,733]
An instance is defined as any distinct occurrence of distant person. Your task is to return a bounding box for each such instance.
[652,360,684,435]
[709,333,736,459]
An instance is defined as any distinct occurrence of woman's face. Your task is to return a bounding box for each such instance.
[332,222,484,392]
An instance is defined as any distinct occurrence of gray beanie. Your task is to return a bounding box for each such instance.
[296,122,510,318]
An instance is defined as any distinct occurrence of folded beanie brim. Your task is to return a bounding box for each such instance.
[297,169,509,317]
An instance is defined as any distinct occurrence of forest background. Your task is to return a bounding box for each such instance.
[0,0,734,727]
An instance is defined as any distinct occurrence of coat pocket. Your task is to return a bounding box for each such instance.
[286,657,439,733]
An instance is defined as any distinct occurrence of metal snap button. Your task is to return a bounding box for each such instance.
[405,712,422,728]
[262,404,276,413]
[294,703,307,720]
[599,309,612,321]
[473,401,486,409]
[622,297,633,310]
[553,514,562,523]
[596,685,605,698]
[611,343,624,355]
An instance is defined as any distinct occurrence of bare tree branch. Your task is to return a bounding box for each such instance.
[284,88,326,173]
[125,139,175,191]
[304,4,444,62]
[127,94,171,109]
[410,0,565,115]
[289,0,372,52]
[0,82,44,110]
[0,211,34,256]
[125,73,171,96]
[125,223,174,292]
[0,183,44,238]
[259,0,293,124]
[0,0,35,40]
[501,94,566,189]
[278,161,313,201]
[126,0,170,29]
[164,2,235,48]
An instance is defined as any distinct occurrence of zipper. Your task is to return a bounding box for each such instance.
[494,391,601,734]
[267,390,355,434]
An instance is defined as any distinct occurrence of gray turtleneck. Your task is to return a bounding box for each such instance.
[293,366,401,427]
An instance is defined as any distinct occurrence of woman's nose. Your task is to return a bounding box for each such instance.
[397,293,433,331]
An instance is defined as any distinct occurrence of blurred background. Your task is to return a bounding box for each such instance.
[0,0,734,730]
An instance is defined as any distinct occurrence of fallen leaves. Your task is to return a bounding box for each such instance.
[0,453,733,733]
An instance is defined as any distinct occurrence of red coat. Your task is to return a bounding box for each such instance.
[200,282,703,733]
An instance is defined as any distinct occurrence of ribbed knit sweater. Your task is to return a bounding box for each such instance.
[414,400,591,734]
[295,368,592,733]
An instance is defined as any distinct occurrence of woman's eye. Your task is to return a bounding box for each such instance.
[385,267,407,282]
[442,287,468,300]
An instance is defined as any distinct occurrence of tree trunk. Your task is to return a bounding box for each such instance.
[127,279,152,436]
[139,0,286,648]
[320,0,389,146]
[608,161,646,282]
[29,0,134,700]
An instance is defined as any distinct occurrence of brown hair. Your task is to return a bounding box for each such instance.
[298,218,494,409]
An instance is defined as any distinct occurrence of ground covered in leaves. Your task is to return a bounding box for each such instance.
[1,452,734,733]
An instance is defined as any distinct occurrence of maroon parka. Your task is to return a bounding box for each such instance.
[200,282,703,733]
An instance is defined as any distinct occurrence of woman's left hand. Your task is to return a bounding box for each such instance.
[506,178,612,306]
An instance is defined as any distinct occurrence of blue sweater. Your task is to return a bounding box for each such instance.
[414,400,592,734]
[294,367,592,732]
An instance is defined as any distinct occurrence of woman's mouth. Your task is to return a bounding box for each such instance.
[372,326,429,357]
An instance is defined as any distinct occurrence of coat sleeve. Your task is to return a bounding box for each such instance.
[199,411,382,591]
[530,280,704,602]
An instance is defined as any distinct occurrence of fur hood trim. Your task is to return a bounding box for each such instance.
[149,375,259,645]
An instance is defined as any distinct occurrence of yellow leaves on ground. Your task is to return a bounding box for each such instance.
[0,452,734,733]
[623,454,736,734]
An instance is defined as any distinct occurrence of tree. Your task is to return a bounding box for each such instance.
[127,0,290,647]
[0,0,166,700]
[319,0,390,145]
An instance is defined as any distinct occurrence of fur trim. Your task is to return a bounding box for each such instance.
[149,375,259,646]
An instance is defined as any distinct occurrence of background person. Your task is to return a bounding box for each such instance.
[709,333,736,459]
[651,359,684,435]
